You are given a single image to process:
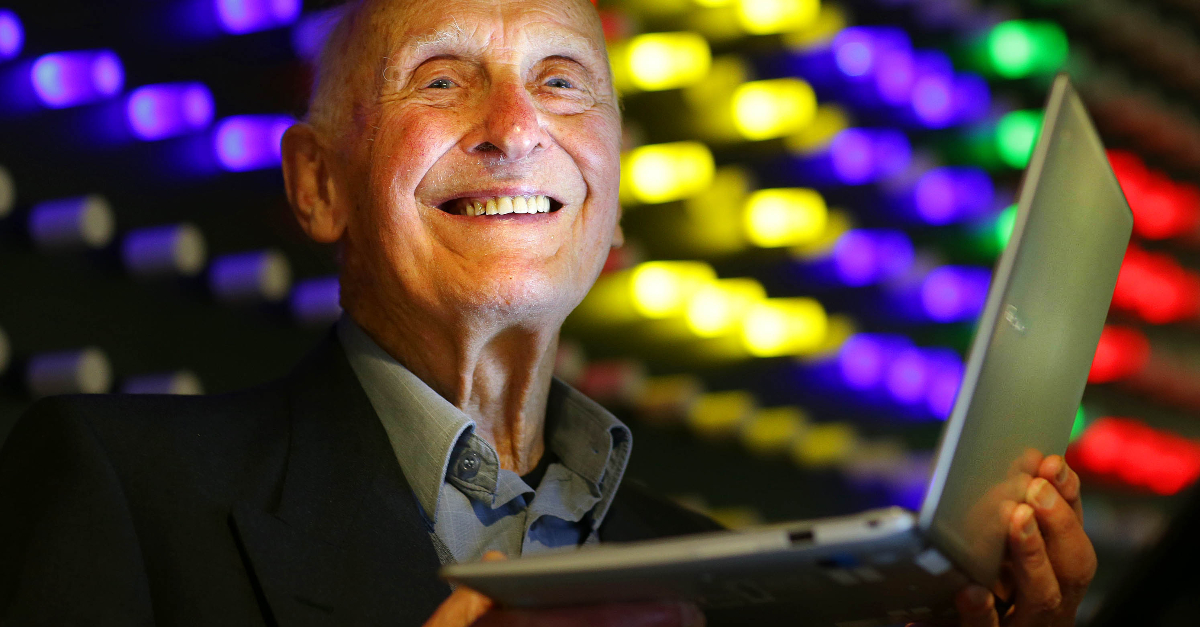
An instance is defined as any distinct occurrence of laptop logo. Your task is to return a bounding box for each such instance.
[1005,305,1027,333]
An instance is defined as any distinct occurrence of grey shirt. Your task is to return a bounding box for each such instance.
[337,318,632,564]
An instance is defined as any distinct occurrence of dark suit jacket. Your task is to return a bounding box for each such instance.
[0,335,720,627]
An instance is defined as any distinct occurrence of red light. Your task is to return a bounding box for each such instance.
[1070,417,1200,495]
[1088,325,1150,383]
[1112,246,1200,324]
[1108,150,1200,241]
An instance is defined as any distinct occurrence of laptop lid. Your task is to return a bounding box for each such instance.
[915,75,1133,587]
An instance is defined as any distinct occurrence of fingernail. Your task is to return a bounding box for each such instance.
[965,585,992,609]
[679,602,705,627]
[1028,478,1057,509]
[1055,460,1069,485]
[1018,504,1036,540]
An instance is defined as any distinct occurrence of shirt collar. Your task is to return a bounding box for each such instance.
[336,316,632,529]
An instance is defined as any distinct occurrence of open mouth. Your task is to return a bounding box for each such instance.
[437,194,564,217]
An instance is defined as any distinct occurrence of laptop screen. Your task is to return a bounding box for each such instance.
[917,76,1133,587]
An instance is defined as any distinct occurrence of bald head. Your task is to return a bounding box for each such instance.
[306,0,611,144]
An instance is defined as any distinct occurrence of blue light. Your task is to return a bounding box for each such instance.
[30,50,124,108]
[213,114,293,171]
[874,49,914,105]
[913,167,994,225]
[919,266,991,322]
[952,73,991,125]
[833,29,875,77]
[0,9,23,61]
[291,6,345,63]
[833,229,915,286]
[127,83,215,141]
[824,128,911,185]
[838,334,910,390]
[215,0,300,34]
[911,75,954,127]
[290,275,342,325]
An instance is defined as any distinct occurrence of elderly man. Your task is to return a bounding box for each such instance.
[0,0,1096,626]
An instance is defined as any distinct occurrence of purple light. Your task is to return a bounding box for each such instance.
[885,348,929,404]
[213,114,293,171]
[832,229,915,287]
[291,6,345,62]
[833,29,875,77]
[913,167,995,225]
[0,10,23,61]
[215,0,300,35]
[832,231,878,286]
[127,83,215,141]
[290,275,342,325]
[925,351,963,419]
[829,129,875,184]
[871,129,911,179]
[30,50,124,108]
[911,75,954,127]
[838,334,910,390]
[208,249,292,303]
[920,266,991,322]
[874,49,915,105]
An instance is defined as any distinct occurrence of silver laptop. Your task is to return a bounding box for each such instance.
[441,75,1133,627]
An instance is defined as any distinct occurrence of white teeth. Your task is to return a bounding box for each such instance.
[456,195,554,216]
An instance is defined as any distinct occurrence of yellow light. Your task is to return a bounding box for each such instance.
[622,142,715,204]
[731,79,818,140]
[630,261,717,318]
[782,2,846,49]
[743,188,828,248]
[694,0,734,6]
[688,390,756,440]
[790,208,851,257]
[737,0,821,35]
[685,278,767,337]
[617,33,712,92]
[785,105,850,154]
[741,406,808,456]
[741,298,827,357]
[792,422,857,467]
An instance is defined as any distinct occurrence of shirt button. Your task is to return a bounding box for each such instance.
[455,449,482,480]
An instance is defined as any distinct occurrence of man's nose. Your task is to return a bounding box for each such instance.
[469,81,547,162]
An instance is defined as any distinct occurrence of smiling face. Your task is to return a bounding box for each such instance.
[328,0,622,334]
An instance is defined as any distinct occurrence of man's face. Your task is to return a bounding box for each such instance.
[341,0,621,330]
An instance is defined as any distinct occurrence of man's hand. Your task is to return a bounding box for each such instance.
[955,455,1097,627]
[424,552,706,627]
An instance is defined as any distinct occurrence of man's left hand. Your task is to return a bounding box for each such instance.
[955,454,1097,627]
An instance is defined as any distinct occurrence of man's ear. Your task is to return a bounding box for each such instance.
[611,211,625,248]
[281,123,347,244]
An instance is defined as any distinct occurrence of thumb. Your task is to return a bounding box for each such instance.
[423,552,507,627]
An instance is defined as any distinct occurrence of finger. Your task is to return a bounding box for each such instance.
[1008,503,1064,627]
[424,587,495,627]
[476,601,705,627]
[1025,478,1097,608]
[955,585,999,627]
[1037,456,1082,521]
[481,551,508,562]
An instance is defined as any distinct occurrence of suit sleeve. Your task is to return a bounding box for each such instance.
[0,398,155,626]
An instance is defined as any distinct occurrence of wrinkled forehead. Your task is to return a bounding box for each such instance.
[370,0,606,66]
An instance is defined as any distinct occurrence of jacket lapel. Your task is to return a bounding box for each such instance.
[230,335,451,627]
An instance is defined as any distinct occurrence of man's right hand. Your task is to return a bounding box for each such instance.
[424,552,705,627]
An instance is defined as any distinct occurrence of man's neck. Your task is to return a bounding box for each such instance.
[348,310,557,475]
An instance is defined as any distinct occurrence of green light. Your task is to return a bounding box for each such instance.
[996,110,1043,169]
[985,20,1069,79]
[1070,405,1087,442]
[994,204,1018,250]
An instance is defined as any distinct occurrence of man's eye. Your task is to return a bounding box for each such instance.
[545,77,573,89]
[427,78,454,89]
